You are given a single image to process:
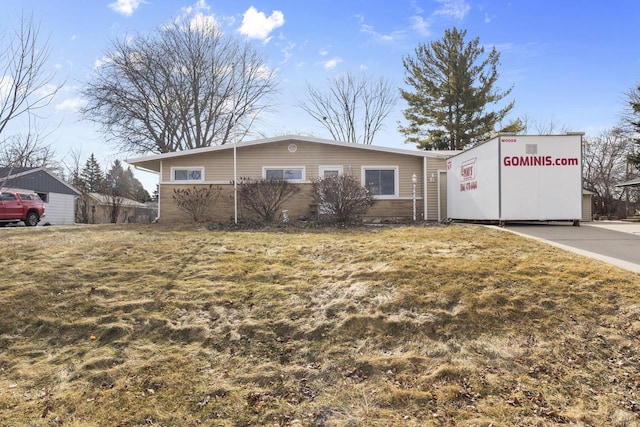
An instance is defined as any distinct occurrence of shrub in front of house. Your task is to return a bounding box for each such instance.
[312,175,375,225]
[238,178,300,223]
[172,185,223,222]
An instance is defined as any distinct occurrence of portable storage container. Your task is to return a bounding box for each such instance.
[446,133,583,224]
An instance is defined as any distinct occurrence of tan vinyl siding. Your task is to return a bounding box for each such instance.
[157,138,451,223]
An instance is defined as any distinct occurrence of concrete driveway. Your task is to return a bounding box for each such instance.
[502,221,640,274]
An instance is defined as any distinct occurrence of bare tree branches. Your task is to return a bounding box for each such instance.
[238,178,300,222]
[0,14,61,139]
[583,127,636,216]
[311,175,374,224]
[172,185,223,223]
[82,19,277,154]
[299,72,397,145]
[0,117,57,169]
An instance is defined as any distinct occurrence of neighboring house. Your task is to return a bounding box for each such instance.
[0,167,80,225]
[76,192,157,224]
[582,189,595,222]
[126,135,456,223]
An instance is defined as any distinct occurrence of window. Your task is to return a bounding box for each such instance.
[363,167,397,197]
[263,167,305,182]
[319,166,343,178]
[19,193,42,201]
[0,192,16,201]
[36,192,48,203]
[172,167,204,182]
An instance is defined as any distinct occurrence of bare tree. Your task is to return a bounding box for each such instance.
[623,82,640,167]
[82,18,277,154]
[0,118,57,169]
[0,14,61,140]
[299,72,397,145]
[517,114,571,135]
[583,127,636,217]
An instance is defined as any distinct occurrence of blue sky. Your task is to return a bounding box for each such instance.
[3,0,640,191]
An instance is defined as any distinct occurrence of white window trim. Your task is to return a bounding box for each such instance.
[361,166,399,199]
[319,165,343,178]
[262,166,306,183]
[171,166,205,182]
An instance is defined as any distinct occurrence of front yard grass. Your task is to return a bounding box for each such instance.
[0,223,639,426]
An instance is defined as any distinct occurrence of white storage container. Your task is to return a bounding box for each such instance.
[446,133,583,224]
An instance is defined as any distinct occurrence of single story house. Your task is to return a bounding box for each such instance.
[126,135,457,223]
[0,167,80,225]
[76,192,157,224]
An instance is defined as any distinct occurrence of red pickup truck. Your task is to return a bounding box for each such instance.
[0,188,45,226]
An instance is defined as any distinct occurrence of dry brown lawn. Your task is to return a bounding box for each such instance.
[0,223,639,426]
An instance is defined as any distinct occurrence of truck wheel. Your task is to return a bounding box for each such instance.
[25,211,39,227]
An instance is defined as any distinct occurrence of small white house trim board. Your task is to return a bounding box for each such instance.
[446,133,584,224]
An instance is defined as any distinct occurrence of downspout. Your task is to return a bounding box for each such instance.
[157,160,162,222]
[497,136,502,221]
[423,156,428,220]
[233,140,238,224]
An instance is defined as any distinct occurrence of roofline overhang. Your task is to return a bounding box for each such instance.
[125,135,459,172]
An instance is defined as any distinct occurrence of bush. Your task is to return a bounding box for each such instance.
[311,175,374,224]
[172,185,222,222]
[238,178,300,223]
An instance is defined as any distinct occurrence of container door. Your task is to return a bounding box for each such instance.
[439,170,447,221]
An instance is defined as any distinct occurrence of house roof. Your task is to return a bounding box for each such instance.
[0,167,80,196]
[86,192,149,207]
[616,177,640,188]
[125,135,460,173]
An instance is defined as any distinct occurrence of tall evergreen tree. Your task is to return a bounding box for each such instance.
[400,27,518,150]
[105,160,129,223]
[124,166,151,202]
[80,154,105,193]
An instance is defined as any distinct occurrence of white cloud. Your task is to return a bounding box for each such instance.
[434,0,471,20]
[318,46,331,56]
[410,15,430,37]
[189,12,219,34]
[94,55,112,69]
[410,0,424,14]
[239,6,284,42]
[360,23,406,43]
[323,57,342,70]
[178,0,211,22]
[0,76,15,101]
[280,42,296,64]
[108,0,142,17]
[55,97,85,113]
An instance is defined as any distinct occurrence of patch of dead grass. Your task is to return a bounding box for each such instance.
[1,223,639,426]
